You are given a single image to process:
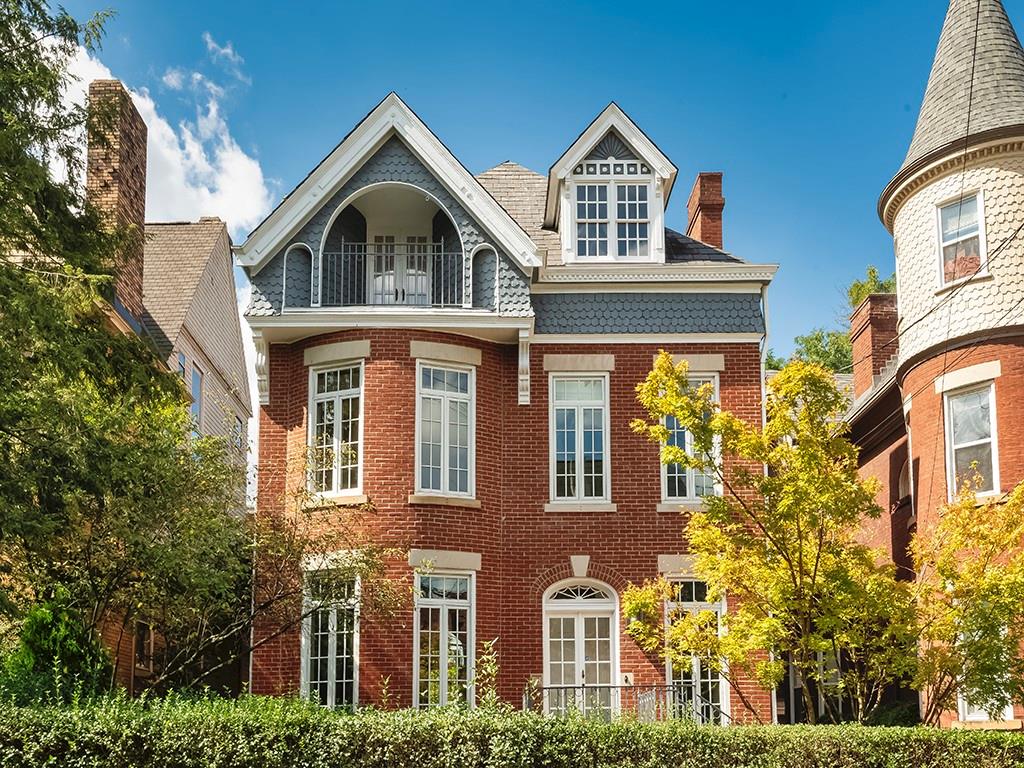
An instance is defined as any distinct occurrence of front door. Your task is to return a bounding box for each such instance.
[546,610,615,718]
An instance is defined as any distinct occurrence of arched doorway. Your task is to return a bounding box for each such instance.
[542,578,619,718]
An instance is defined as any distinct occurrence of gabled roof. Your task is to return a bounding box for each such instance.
[543,103,678,228]
[235,93,540,272]
[882,0,1024,213]
[478,161,745,266]
[142,219,225,357]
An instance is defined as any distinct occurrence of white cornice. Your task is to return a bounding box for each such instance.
[544,103,678,228]
[234,93,540,272]
[536,263,778,285]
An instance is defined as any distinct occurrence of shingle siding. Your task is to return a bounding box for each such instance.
[532,292,764,335]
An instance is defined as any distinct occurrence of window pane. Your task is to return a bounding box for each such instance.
[954,443,995,492]
[555,407,577,499]
[420,396,443,491]
[943,236,981,283]
[940,196,979,242]
[950,389,991,443]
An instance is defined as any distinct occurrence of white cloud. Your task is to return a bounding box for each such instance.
[161,67,184,90]
[63,46,273,240]
[202,31,251,85]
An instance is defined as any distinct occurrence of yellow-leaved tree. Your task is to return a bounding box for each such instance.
[624,353,917,724]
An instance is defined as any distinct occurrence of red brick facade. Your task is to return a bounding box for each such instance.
[250,329,771,721]
[850,294,898,400]
[685,173,725,249]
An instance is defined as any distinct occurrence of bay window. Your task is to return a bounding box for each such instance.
[938,193,986,285]
[302,573,358,710]
[416,363,474,497]
[944,382,998,497]
[414,572,473,707]
[310,362,363,494]
[550,375,610,502]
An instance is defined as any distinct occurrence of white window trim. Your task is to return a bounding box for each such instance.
[959,691,1015,722]
[134,621,155,673]
[563,176,663,264]
[943,381,1000,501]
[548,372,612,505]
[190,363,205,433]
[299,571,360,710]
[541,577,620,713]
[307,359,366,498]
[663,575,731,723]
[660,373,722,503]
[412,569,476,708]
[935,189,988,290]
[413,359,477,499]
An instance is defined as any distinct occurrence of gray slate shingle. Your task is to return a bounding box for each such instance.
[901,0,1024,175]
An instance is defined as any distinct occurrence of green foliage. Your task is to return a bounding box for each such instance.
[0,596,111,704]
[912,478,1024,725]
[763,349,787,370]
[792,328,853,372]
[0,697,1022,767]
[847,266,897,312]
[630,355,917,723]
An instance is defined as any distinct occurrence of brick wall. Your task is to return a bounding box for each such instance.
[250,330,771,722]
[685,173,725,249]
[86,80,147,322]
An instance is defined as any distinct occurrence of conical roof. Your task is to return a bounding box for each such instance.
[900,0,1024,176]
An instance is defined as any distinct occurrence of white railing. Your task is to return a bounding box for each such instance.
[321,242,464,307]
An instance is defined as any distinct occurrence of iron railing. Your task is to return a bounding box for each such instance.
[522,683,730,724]
[321,242,464,307]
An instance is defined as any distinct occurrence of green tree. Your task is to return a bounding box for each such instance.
[912,478,1024,726]
[0,0,396,693]
[847,265,896,311]
[625,353,917,723]
[792,328,853,372]
[764,349,788,370]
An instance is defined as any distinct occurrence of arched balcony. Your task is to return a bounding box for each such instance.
[319,183,465,308]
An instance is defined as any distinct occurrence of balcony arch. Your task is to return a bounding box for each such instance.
[319,182,466,308]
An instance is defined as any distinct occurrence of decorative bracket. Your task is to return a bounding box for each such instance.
[252,330,269,406]
[518,329,531,405]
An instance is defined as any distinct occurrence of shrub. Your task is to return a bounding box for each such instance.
[0,697,1023,767]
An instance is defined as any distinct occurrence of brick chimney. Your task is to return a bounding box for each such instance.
[86,79,147,323]
[685,172,725,249]
[850,293,898,399]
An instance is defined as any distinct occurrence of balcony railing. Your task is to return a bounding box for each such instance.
[321,242,464,308]
[522,683,730,724]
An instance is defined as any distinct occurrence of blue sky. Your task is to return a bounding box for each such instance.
[62,0,1007,355]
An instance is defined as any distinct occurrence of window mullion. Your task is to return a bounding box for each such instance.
[326,604,337,709]
[439,603,449,705]
[576,404,585,500]
[440,392,450,494]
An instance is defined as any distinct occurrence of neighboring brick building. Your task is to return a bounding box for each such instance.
[855,0,1024,727]
[239,94,776,721]
[86,80,253,693]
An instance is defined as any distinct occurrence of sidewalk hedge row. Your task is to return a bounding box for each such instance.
[0,696,1023,768]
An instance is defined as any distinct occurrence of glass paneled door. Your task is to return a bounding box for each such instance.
[369,236,432,305]
[544,581,618,719]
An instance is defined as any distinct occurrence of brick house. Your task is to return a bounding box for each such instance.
[854,0,1024,727]
[86,80,253,693]
[238,94,776,721]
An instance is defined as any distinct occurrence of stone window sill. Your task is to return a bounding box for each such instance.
[408,493,481,509]
[935,271,993,296]
[311,492,368,508]
[952,719,1023,731]
[544,501,618,513]
[657,500,706,514]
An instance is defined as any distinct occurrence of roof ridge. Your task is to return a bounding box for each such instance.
[898,0,1024,175]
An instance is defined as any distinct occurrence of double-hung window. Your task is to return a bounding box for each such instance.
[302,573,358,710]
[944,382,998,497]
[666,578,725,724]
[551,375,610,502]
[416,363,474,497]
[616,184,649,258]
[576,185,609,258]
[662,375,720,502]
[310,363,363,494]
[938,193,986,286]
[414,572,473,707]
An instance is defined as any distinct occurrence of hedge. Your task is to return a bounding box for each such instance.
[1,697,1024,768]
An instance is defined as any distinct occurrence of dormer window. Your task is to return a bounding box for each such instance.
[571,172,653,261]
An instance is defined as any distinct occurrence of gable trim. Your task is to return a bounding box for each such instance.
[236,93,540,272]
[544,103,678,227]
